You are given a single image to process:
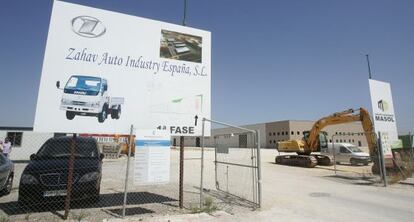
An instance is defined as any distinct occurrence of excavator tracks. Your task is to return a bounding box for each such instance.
[275,154,333,168]
[275,155,318,168]
[311,154,333,166]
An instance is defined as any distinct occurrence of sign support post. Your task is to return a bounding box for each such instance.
[122,125,134,217]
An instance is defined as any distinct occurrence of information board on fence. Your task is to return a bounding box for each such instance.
[369,79,399,158]
[34,1,211,136]
[134,131,170,185]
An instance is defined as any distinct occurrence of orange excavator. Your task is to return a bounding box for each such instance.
[276,108,383,170]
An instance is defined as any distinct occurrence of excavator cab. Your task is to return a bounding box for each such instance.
[303,131,328,152]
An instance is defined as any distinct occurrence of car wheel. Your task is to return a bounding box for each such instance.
[350,158,357,166]
[115,105,121,119]
[66,111,75,120]
[89,187,100,203]
[111,105,121,119]
[18,196,30,209]
[98,105,107,123]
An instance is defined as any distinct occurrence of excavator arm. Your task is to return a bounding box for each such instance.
[306,108,378,156]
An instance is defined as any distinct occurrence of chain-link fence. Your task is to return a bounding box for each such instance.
[0,132,203,221]
[199,119,261,212]
[321,132,414,186]
[321,132,383,185]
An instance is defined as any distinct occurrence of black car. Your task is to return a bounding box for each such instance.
[0,153,14,196]
[18,136,104,206]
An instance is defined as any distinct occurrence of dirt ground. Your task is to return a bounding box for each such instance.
[0,148,413,222]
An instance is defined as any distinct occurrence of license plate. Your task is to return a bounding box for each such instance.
[43,190,67,197]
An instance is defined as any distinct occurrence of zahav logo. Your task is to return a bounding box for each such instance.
[71,16,106,38]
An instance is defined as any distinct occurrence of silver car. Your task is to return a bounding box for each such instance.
[322,143,371,166]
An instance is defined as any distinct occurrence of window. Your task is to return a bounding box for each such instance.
[285,131,288,135]
[54,133,67,138]
[340,146,350,153]
[281,132,284,135]
[273,140,276,144]
[352,139,355,143]
[336,139,338,143]
[335,132,338,135]
[297,131,300,135]
[273,132,276,136]
[329,139,332,143]
[291,131,294,135]
[277,132,280,136]
[269,140,272,144]
[339,139,343,143]
[358,141,362,147]
[349,139,351,143]
[6,132,23,147]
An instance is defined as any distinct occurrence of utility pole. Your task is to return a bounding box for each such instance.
[366,54,372,79]
[182,0,187,26]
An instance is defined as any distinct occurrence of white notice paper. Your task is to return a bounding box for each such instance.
[134,131,170,185]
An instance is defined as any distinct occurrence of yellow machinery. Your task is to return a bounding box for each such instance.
[276,108,381,168]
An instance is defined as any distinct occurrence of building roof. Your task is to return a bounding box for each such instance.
[175,47,190,54]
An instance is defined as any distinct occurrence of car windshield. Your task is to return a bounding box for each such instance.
[36,139,98,159]
[348,146,363,152]
[64,76,101,92]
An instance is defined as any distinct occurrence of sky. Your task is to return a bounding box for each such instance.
[0,0,412,134]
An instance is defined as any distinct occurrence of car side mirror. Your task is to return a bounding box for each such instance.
[56,81,60,89]
[103,85,108,91]
[100,153,105,160]
[30,154,37,160]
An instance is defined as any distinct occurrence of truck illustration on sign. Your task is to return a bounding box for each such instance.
[56,75,124,123]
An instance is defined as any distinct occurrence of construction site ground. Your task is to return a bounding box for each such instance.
[1,148,413,222]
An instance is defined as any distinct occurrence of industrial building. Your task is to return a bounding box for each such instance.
[175,120,369,149]
[1,120,368,160]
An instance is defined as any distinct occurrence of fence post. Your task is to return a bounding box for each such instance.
[377,132,387,187]
[122,125,134,217]
[410,131,413,159]
[199,118,205,208]
[331,135,337,175]
[179,136,184,208]
[255,130,262,208]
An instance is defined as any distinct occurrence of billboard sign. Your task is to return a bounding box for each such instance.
[368,79,398,157]
[34,1,211,136]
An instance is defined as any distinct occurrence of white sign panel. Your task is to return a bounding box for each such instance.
[368,79,398,158]
[134,131,170,185]
[34,1,211,136]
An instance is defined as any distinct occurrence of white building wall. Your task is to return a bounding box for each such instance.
[173,123,267,149]
[0,130,53,160]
